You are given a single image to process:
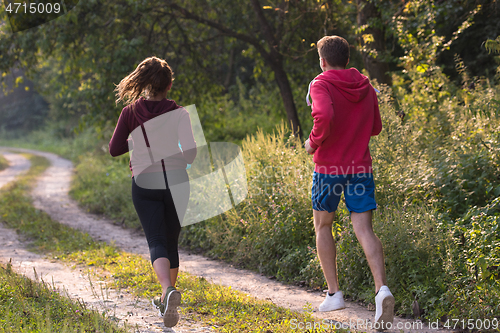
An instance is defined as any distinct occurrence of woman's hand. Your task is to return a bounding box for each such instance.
[304,139,316,155]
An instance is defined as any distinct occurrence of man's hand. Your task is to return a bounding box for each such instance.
[304,138,316,155]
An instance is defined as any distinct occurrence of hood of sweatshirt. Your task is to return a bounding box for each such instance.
[313,68,371,103]
[131,97,180,124]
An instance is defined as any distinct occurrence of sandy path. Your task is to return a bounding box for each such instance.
[0,152,30,187]
[0,147,449,332]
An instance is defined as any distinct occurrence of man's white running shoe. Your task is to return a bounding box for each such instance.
[319,291,345,311]
[374,286,395,331]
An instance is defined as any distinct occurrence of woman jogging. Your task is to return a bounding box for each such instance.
[109,56,197,328]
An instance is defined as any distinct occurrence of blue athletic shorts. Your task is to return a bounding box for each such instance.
[311,172,377,213]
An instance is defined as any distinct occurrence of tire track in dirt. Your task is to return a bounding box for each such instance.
[1,147,449,332]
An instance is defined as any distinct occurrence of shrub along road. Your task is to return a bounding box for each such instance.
[0,147,450,333]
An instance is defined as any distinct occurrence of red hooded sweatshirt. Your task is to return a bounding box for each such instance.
[308,68,382,175]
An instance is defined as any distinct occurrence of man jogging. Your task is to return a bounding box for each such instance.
[304,35,395,330]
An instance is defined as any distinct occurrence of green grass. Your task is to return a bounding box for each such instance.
[0,153,339,332]
[0,261,128,333]
[0,154,8,171]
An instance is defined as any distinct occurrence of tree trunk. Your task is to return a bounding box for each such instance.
[249,0,302,138]
[268,57,302,138]
[357,0,392,86]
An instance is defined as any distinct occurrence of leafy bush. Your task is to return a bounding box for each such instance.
[180,122,457,320]
[438,197,500,320]
[372,67,500,218]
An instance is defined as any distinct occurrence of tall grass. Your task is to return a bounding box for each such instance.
[68,73,500,320]
[69,151,137,228]
[0,154,8,171]
[0,262,129,333]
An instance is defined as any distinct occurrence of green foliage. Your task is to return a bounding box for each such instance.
[372,56,500,218]
[375,0,500,82]
[0,0,354,138]
[485,36,500,54]
[0,154,8,171]
[194,80,290,143]
[180,65,500,321]
[180,124,316,280]
[19,64,499,322]
[0,68,49,136]
[335,202,452,319]
[0,155,104,254]
[0,126,107,161]
[63,69,500,321]
[437,197,500,319]
[456,197,500,282]
[3,0,500,325]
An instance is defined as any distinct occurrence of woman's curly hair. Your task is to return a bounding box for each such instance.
[114,56,174,111]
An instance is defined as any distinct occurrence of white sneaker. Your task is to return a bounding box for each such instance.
[374,286,395,331]
[319,291,345,312]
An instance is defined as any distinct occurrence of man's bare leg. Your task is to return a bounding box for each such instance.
[313,209,339,294]
[351,210,386,292]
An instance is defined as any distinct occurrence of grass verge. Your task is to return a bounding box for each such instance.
[0,261,128,333]
[0,153,339,332]
[0,153,8,171]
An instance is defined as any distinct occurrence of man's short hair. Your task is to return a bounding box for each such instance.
[317,36,350,68]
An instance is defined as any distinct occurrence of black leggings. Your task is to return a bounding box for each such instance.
[131,170,189,268]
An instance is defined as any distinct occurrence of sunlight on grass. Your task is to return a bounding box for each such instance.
[0,261,129,332]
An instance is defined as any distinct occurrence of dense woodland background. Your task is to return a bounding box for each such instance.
[1,0,500,323]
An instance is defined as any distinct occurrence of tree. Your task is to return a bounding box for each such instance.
[356,0,392,86]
